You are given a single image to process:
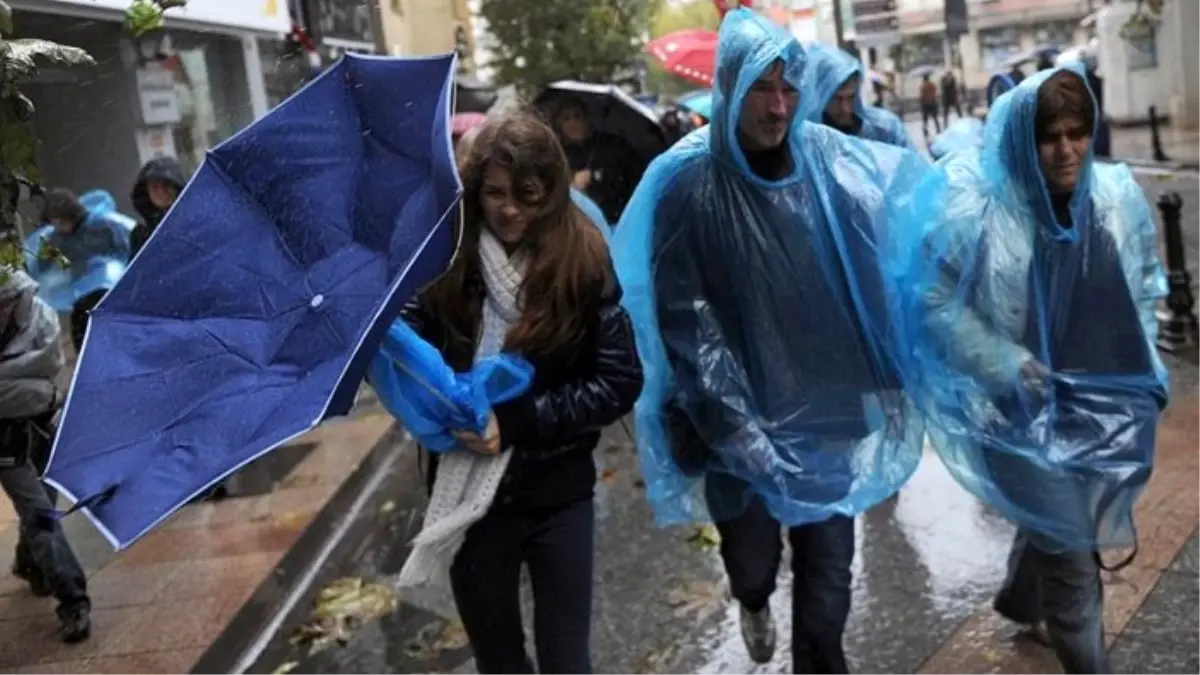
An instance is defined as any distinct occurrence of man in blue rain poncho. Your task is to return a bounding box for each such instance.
[614,10,927,673]
[798,44,912,148]
[891,66,1168,674]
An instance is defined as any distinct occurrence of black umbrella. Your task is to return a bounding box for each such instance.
[534,81,668,164]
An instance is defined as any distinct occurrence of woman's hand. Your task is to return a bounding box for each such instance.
[454,412,502,456]
[573,170,592,190]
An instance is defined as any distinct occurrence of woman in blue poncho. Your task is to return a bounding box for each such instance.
[892,65,1168,674]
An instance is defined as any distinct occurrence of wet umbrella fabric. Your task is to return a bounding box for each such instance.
[533,81,669,165]
[44,53,463,549]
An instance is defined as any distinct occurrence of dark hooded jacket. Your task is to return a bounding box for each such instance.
[129,157,186,257]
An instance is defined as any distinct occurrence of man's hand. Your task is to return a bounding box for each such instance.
[573,170,592,191]
[454,412,502,456]
[1018,359,1051,394]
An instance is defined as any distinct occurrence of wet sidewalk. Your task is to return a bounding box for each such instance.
[1109,125,1200,169]
[225,355,1198,674]
[0,404,393,674]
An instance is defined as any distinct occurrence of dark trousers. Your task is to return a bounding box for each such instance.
[450,497,595,674]
[941,100,964,127]
[706,474,855,674]
[921,103,942,135]
[995,531,1109,674]
[1,460,89,615]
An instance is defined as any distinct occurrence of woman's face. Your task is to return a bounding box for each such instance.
[479,164,546,245]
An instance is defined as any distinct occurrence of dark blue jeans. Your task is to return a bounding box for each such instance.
[995,530,1109,674]
[450,497,594,674]
[706,473,855,674]
[1,460,88,615]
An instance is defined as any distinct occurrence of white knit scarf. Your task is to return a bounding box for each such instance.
[395,227,526,619]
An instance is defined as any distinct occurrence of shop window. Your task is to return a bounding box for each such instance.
[978,27,1021,70]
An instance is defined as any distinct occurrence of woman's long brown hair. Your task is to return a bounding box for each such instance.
[421,113,611,357]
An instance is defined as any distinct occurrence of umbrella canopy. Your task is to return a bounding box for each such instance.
[907,64,940,79]
[452,112,488,137]
[677,89,713,120]
[645,30,718,88]
[455,74,497,113]
[534,81,669,164]
[46,53,463,549]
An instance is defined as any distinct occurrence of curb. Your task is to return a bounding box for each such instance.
[1111,157,1200,173]
[189,422,410,675]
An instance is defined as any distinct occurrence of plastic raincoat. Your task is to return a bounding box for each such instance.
[614,9,928,527]
[0,271,64,421]
[798,45,912,148]
[888,64,1168,553]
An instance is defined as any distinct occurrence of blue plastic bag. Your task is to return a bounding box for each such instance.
[798,44,913,148]
[613,9,928,527]
[368,319,534,452]
[886,64,1169,553]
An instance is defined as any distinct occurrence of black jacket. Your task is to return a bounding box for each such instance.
[564,131,646,225]
[129,157,186,257]
[403,271,643,509]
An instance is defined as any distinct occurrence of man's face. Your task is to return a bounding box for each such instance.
[557,105,591,144]
[824,75,859,128]
[147,179,179,211]
[1037,116,1091,193]
[738,62,798,152]
[51,218,76,236]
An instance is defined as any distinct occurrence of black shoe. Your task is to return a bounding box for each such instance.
[11,561,52,597]
[58,602,91,644]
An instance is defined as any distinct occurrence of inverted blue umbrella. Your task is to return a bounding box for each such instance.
[44,53,463,549]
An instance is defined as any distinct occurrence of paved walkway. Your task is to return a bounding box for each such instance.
[0,407,392,674]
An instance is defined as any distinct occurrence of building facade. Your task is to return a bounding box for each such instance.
[10,0,291,217]
[896,0,1092,90]
[377,0,477,74]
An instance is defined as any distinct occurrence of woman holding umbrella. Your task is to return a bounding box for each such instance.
[397,112,643,673]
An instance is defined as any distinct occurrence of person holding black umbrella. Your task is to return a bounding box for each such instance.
[551,95,645,224]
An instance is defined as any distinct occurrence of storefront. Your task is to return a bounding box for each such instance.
[9,0,291,216]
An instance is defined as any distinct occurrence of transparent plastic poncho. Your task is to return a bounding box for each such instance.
[797,44,913,149]
[886,64,1169,553]
[613,9,928,527]
[928,116,984,161]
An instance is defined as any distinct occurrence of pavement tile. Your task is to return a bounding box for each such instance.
[0,606,142,670]
[85,560,188,609]
[109,519,305,567]
[1168,529,1199,575]
[105,594,250,656]
[156,551,280,602]
[3,647,206,674]
[1113,569,1200,643]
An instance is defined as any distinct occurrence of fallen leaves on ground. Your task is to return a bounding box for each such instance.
[290,577,397,656]
[404,619,471,659]
[380,500,397,514]
[686,524,720,551]
[271,661,299,674]
[665,580,724,619]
